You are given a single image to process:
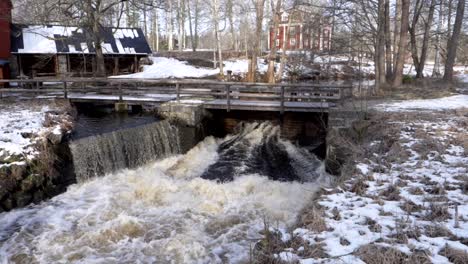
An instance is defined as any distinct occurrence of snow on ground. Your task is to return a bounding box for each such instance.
[111,57,218,79]
[0,105,48,162]
[270,105,468,263]
[374,95,468,112]
[0,101,69,166]
[111,57,269,79]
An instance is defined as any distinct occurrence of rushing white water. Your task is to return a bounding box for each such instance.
[0,123,327,263]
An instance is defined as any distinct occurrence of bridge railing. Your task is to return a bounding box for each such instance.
[0,78,352,112]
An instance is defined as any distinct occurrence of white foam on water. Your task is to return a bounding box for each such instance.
[0,127,324,264]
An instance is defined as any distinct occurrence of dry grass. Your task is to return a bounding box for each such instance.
[296,203,328,232]
[379,184,401,201]
[424,224,454,238]
[356,244,431,264]
[424,202,450,221]
[356,244,408,264]
[400,199,423,214]
[408,186,425,195]
[439,245,468,264]
[350,177,368,196]
[363,217,382,233]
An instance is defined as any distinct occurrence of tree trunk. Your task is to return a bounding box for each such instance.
[392,0,410,87]
[375,0,387,90]
[168,0,174,51]
[187,0,195,51]
[416,0,436,78]
[211,0,223,77]
[432,0,444,77]
[443,0,465,82]
[267,0,282,83]
[194,0,199,50]
[227,0,236,50]
[393,0,402,68]
[384,0,392,78]
[409,0,422,78]
[276,11,292,82]
[247,0,265,82]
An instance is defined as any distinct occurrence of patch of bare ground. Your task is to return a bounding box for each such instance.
[296,203,328,233]
[384,78,457,100]
[356,244,431,264]
[439,246,468,264]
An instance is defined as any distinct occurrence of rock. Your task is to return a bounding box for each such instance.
[14,193,32,208]
[33,190,44,203]
[47,131,64,145]
[10,163,27,181]
[2,198,14,211]
[20,132,33,138]
[21,174,44,192]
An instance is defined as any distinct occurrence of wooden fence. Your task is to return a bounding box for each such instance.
[0,78,352,112]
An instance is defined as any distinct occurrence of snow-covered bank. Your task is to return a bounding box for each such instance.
[262,103,468,263]
[0,100,75,211]
[374,95,468,112]
[111,56,270,79]
[0,101,73,166]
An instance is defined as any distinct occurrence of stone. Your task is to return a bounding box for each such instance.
[14,193,32,208]
[21,174,43,192]
[10,163,27,181]
[47,131,64,145]
[115,102,129,112]
[158,102,210,127]
[2,198,14,211]
[33,190,44,203]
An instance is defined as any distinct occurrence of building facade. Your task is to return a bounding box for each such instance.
[268,8,332,52]
[0,0,152,80]
[0,0,12,81]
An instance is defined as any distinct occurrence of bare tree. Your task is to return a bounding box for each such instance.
[392,0,410,87]
[443,0,465,82]
[247,0,266,82]
[266,0,282,83]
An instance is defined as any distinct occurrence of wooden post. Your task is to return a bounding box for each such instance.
[280,86,285,114]
[118,83,123,101]
[226,85,231,112]
[114,57,119,75]
[134,55,138,73]
[176,83,180,102]
[63,81,68,99]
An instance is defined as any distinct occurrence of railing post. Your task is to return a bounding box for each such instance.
[118,83,123,101]
[226,84,231,112]
[63,81,68,99]
[176,83,180,102]
[280,86,285,114]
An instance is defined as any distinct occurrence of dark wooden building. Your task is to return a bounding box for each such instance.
[9,25,152,78]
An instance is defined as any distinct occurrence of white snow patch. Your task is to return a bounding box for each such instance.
[374,95,468,112]
[0,106,48,158]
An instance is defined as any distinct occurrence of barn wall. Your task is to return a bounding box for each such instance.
[0,0,11,60]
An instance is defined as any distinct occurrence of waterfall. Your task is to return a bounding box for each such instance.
[200,122,324,182]
[70,120,181,182]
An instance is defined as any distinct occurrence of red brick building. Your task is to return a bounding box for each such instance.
[268,8,332,52]
[0,0,12,80]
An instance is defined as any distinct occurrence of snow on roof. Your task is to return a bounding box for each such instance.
[11,24,152,55]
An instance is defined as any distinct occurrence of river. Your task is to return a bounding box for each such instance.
[0,122,326,263]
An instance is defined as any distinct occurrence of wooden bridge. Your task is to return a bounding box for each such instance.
[0,79,352,113]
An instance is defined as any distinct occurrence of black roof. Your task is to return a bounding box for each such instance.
[11,24,152,55]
